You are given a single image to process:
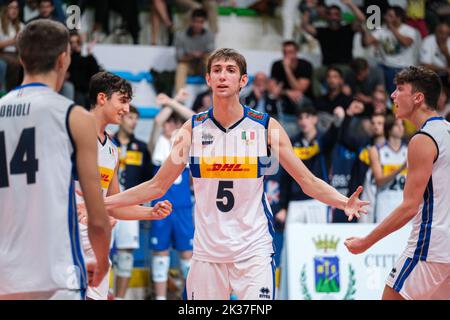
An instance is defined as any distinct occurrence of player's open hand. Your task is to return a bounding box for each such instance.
[344,236,371,254]
[344,186,369,221]
[151,200,172,219]
[86,260,110,288]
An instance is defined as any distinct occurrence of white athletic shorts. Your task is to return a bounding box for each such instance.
[386,253,450,300]
[186,256,275,300]
[80,224,112,300]
[0,289,83,300]
[114,220,139,249]
[286,199,328,224]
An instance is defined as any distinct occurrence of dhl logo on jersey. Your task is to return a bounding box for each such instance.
[198,156,258,178]
[383,164,407,176]
[293,144,320,160]
[99,166,114,190]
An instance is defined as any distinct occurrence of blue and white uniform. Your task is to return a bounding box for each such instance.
[386,117,450,300]
[0,83,85,299]
[76,133,118,300]
[374,142,407,222]
[186,106,276,300]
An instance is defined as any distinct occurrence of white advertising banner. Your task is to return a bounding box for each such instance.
[281,223,412,300]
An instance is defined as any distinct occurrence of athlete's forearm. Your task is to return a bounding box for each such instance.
[304,176,348,210]
[365,201,417,247]
[109,205,156,220]
[105,179,164,210]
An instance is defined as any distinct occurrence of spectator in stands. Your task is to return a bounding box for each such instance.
[27,0,64,24]
[315,66,353,114]
[78,0,140,44]
[241,71,281,118]
[420,22,450,88]
[0,0,24,91]
[362,5,420,94]
[344,57,385,107]
[368,114,407,223]
[174,8,214,93]
[405,0,428,38]
[278,106,344,224]
[300,0,327,28]
[270,41,313,117]
[112,106,152,300]
[78,0,108,42]
[68,32,101,108]
[281,0,301,40]
[370,88,391,115]
[337,102,386,223]
[147,92,194,301]
[192,88,212,113]
[302,0,366,69]
[21,0,39,22]
[174,0,219,34]
[150,0,173,45]
[437,86,450,117]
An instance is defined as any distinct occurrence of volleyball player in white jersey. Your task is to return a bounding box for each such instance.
[0,20,111,300]
[359,113,386,223]
[102,48,369,300]
[346,66,450,300]
[77,72,172,300]
[369,115,407,223]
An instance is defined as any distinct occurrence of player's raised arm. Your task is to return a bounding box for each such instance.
[268,117,368,220]
[105,119,192,209]
[345,133,436,254]
[69,105,111,286]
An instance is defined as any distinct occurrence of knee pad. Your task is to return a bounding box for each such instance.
[152,255,170,283]
[180,259,191,279]
[114,251,134,278]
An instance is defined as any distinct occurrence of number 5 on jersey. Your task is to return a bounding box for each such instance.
[216,181,234,212]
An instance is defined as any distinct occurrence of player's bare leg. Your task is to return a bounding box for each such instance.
[382,285,404,300]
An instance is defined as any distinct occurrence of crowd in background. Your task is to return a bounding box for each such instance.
[2,0,450,299]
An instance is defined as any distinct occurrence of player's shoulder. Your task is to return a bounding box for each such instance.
[244,106,270,128]
[192,109,211,128]
[105,131,119,148]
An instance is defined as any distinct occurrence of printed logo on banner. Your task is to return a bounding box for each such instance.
[300,235,356,300]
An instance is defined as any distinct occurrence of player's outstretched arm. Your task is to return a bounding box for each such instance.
[105,119,192,210]
[345,134,436,254]
[69,106,111,286]
[268,118,368,220]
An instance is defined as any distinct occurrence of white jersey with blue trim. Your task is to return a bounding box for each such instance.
[404,117,450,263]
[0,83,86,298]
[76,133,118,240]
[189,106,274,263]
[375,142,408,222]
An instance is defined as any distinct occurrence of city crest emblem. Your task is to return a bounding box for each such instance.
[300,235,356,300]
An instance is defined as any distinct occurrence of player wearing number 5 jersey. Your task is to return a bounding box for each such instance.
[103,48,369,300]
[0,20,111,299]
[369,115,407,223]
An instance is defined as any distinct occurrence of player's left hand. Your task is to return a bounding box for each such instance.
[151,200,172,219]
[344,186,369,221]
[344,236,371,254]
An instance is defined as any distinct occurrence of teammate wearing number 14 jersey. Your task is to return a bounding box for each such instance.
[0,20,112,299]
[103,48,369,300]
